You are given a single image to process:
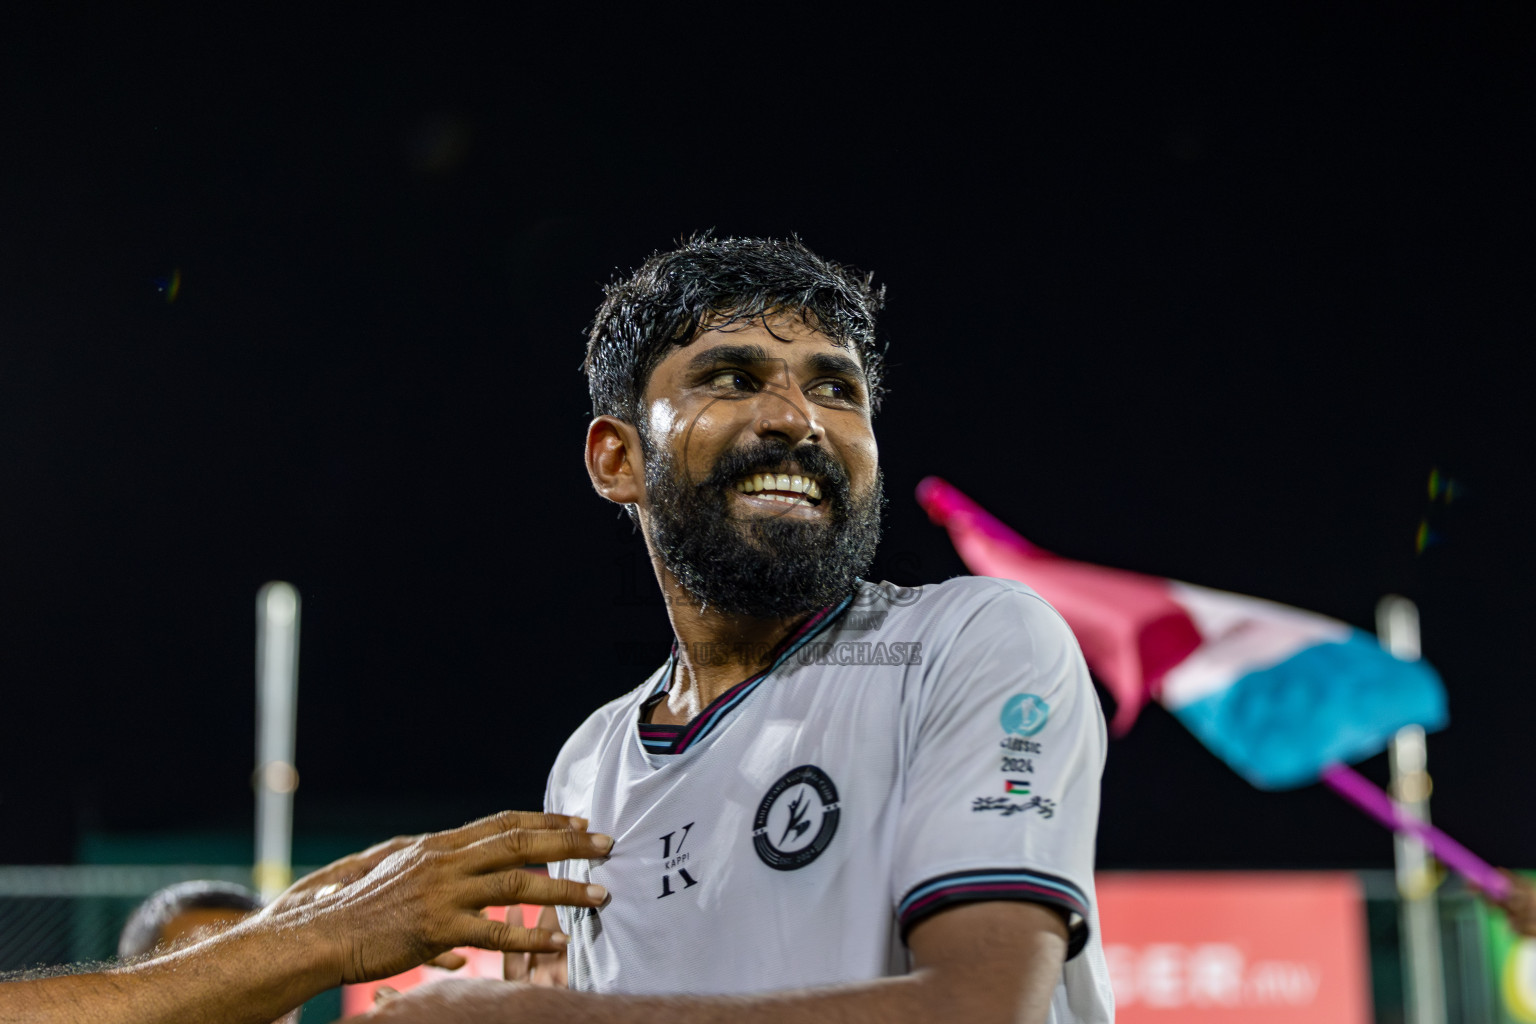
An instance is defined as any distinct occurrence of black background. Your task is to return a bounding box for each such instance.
[2,9,1533,869]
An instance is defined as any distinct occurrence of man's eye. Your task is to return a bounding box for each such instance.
[809,380,854,401]
[708,369,756,391]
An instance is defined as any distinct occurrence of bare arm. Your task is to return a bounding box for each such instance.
[0,811,613,1024]
[364,900,1070,1024]
[0,913,343,1024]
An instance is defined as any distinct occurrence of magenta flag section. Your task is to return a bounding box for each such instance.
[916,475,1199,735]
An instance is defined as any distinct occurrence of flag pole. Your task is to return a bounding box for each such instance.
[1322,763,1505,895]
[255,581,301,902]
[1378,595,1445,1024]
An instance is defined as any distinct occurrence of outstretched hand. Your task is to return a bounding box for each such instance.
[1483,870,1536,938]
[259,810,613,986]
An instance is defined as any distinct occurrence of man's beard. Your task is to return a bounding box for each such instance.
[642,436,884,618]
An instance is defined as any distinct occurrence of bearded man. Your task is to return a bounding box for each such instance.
[365,235,1114,1024]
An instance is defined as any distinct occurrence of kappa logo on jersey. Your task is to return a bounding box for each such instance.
[657,822,701,898]
[1000,693,1050,737]
[752,764,841,871]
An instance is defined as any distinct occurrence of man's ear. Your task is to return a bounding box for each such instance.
[586,415,645,507]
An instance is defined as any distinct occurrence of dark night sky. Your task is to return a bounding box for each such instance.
[2,9,1533,869]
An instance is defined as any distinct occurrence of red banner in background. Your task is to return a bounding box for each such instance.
[1096,872,1370,1023]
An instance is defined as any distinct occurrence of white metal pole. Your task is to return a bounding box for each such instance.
[255,581,301,902]
[1378,595,1445,1024]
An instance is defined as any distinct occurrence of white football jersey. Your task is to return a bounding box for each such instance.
[545,576,1114,1023]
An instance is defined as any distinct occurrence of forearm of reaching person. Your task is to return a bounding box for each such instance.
[0,810,612,1024]
[0,911,337,1024]
[365,901,1070,1024]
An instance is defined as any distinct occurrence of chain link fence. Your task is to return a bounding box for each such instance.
[0,865,275,972]
[0,865,337,1020]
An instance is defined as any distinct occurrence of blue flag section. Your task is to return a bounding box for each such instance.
[1169,629,1448,790]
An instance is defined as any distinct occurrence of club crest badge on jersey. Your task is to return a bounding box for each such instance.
[752,765,841,871]
[1000,693,1050,737]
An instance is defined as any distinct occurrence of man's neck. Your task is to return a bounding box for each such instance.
[650,570,823,727]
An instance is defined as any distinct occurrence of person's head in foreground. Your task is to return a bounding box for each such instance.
[583,233,887,621]
[119,880,301,1024]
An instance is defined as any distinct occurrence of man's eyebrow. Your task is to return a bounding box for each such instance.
[684,344,773,373]
[685,344,868,385]
[804,351,867,384]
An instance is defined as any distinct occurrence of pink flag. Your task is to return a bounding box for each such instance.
[916,476,1200,735]
[916,476,1445,794]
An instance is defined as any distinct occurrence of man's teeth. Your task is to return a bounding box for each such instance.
[733,473,823,503]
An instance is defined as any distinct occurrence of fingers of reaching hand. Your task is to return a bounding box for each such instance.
[429,811,590,851]
[463,870,606,911]
[458,915,570,955]
[459,826,614,874]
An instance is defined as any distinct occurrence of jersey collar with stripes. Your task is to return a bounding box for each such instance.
[637,592,856,757]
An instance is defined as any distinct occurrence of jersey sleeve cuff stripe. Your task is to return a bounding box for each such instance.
[899,868,1088,915]
[897,869,1091,960]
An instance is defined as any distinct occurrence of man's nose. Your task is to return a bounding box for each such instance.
[750,386,822,446]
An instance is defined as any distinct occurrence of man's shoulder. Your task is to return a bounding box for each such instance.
[566,685,646,741]
[546,671,660,791]
[870,575,1061,631]
[875,575,1084,679]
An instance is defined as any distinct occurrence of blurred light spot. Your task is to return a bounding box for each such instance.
[264,582,298,627]
[1414,520,1441,555]
[1427,467,1462,503]
[155,268,182,303]
[258,760,300,794]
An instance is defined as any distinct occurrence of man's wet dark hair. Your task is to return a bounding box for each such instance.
[117,880,263,959]
[583,234,888,430]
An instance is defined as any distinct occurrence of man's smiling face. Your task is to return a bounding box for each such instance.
[635,313,884,617]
